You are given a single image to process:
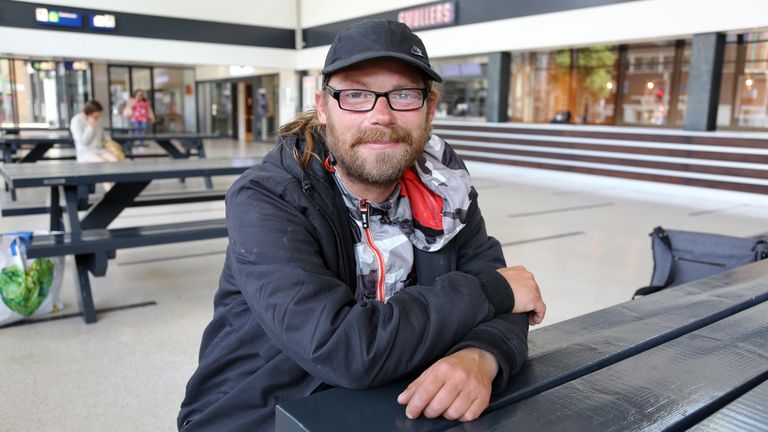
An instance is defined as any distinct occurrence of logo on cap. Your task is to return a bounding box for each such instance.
[410,45,424,58]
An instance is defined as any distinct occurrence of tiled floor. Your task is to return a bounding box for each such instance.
[1,139,767,431]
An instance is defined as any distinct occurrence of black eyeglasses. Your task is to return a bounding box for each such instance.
[324,85,428,112]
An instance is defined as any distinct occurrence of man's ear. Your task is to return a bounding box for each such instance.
[315,91,327,124]
[426,91,438,124]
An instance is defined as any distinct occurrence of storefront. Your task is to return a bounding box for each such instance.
[196,74,279,141]
[426,30,767,130]
[107,65,196,133]
[0,58,92,128]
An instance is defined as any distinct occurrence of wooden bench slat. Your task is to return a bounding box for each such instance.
[1,189,227,216]
[275,260,768,432]
[689,379,768,431]
[25,218,227,258]
[445,302,768,431]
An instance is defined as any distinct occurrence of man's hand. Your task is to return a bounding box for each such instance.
[86,114,98,128]
[397,348,498,422]
[497,266,546,325]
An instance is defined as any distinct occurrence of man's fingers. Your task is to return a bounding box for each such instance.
[404,378,444,419]
[442,390,475,421]
[397,383,416,405]
[528,301,547,325]
[422,381,462,419]
[459,397,488,422]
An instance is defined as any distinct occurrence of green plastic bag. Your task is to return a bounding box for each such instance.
[0,232,64,326]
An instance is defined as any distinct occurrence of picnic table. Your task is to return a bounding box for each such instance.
[276,259,768,431]
[0,157,258,323]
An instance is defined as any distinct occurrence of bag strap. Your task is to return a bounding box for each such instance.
[633,226,673,299]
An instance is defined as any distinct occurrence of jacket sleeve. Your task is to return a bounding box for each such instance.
[226,175,509,390]
[447,192,530,393]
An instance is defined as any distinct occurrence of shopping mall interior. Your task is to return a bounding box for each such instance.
[1,0,767,430]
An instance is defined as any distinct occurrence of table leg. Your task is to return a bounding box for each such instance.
[79,181,150,229]
[74,254,97,324]
[20,143,55,163]
[63,186,83,241]
[194,138,213,189]
[155,139,185,159]
[49,186,64,232]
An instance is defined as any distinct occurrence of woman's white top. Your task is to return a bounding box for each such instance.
[70,113,110,162]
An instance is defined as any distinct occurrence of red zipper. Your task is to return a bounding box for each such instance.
[360,200,385,302]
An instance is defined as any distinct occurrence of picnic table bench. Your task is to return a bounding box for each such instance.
[0,157,258,323]
[276,259,768,431]
[1,188,228,217]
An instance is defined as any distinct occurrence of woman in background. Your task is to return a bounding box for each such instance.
[123,89,155,146]
[70,100,119,163]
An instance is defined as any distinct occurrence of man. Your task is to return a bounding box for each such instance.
[179,19,546,431]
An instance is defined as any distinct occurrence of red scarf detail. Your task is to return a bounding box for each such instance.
[400,168,443,232]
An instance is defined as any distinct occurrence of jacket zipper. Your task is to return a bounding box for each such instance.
[360,200,386,302]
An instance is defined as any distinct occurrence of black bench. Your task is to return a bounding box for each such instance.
[275,260,768,431]
[2,189,228,217]
[26,218,227,324]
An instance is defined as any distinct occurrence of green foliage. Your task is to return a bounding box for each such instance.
[550,46,616,99]
[0,258,55,316]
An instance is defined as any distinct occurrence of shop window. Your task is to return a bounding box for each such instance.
[718,31,768,129]
[0,59,14,126]
[619,43,682,126]
[432,56,488,121]
[508,47,618,125]
[154,68,195,132]
[109,66,130,129]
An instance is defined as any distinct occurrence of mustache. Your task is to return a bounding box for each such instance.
[350,127,414,147]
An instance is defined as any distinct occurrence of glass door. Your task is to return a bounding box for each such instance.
[109,66,130,129]
[15,60,59,128]
[58,61,92,127]
[0,59,14,127]
[197,81,233,136]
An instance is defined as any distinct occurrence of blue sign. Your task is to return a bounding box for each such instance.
[35,7,83,28]
[90,14,116,31]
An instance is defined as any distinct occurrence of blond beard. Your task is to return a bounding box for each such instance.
[325,121,431,185]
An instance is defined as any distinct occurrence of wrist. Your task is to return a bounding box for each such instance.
[461,347,499,379]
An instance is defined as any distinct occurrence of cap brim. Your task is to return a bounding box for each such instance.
[322,52,443,83]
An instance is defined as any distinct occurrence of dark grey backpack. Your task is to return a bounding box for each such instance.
[633,226,768,298]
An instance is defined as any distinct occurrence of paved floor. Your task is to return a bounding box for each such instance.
[1,138,767,431]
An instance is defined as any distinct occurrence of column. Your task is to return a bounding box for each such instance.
[684,33,726,131]
[485,52,510,123]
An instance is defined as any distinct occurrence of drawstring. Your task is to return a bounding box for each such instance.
[324,152,336,173]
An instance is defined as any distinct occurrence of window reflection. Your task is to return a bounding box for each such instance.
[718,32,768,129]
[509,47,617,125]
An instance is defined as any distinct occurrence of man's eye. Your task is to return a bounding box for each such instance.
[393,91,418,100]
[345,91,370,99]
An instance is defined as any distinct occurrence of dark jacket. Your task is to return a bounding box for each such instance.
[178,134,529,431]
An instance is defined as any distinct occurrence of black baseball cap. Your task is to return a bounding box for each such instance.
[322,19,443,82]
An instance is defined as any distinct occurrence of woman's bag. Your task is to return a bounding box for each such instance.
[0,232,64,326]
[103,139,127,161]
[633,226,768,298]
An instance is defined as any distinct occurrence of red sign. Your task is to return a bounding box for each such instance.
[397,1,456,31]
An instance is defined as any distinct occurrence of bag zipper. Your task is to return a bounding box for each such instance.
[674,256,727,267]
[360,200,385,302]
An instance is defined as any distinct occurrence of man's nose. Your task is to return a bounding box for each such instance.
[367,95,396,125]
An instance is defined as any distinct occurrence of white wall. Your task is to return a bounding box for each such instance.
[0,27,297,69]
[297,0,768,70]
[299,0,422,27]
[13,0,297,28]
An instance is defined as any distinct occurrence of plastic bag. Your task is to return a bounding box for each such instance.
[0,232,64,326]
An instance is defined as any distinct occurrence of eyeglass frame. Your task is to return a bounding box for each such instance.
[323,85,429,112]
